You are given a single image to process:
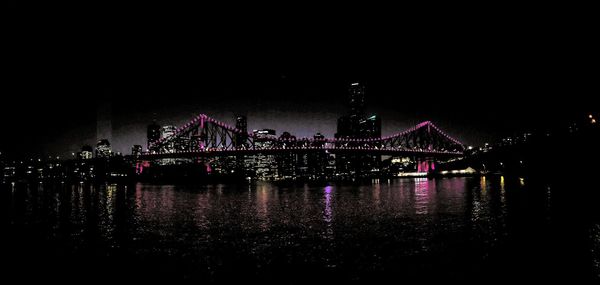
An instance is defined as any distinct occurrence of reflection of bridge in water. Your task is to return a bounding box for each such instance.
[143,114,465,159]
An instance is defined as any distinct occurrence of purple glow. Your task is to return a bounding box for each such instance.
[325,185,333,194]
[323,186,333,224]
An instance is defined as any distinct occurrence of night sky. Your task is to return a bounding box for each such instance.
[2,7,597,158]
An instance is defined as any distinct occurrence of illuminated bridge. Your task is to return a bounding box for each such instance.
[142,114,465,159]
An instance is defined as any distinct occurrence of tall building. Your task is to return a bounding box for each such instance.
[308,133,328,179]
[277,131,297,179]
[233,115,250,176]
[254,129,276,140]
[252,129,278,180]
[161,125,177,153]
[95,139,112,158]
[151,125,179,165]
[234,115,248,147]
[147,120,161,150]
[359,115,382,138]
[161,125,176,139]
[348,82,366,117]
[335,82,382,177]
[335,83,381,139]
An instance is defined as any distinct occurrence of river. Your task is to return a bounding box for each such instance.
[2,177,599,282]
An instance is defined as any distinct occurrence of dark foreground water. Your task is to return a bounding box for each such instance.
[2,177,599,283]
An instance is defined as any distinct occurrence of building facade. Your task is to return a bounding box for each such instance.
[95,139,112,158]
[335,82,382,177]
[252,129,278,180]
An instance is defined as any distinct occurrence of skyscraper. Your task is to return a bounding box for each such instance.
[252,129,278,180]
[336,82,375,139]
[277,131,297,179]
[234,115,248,147]
[147,120,161,150]
[234,114,250,176]
[335,82,382,177]
[348,82,366,117]
[160,125,177,153]
[308,133,328,178]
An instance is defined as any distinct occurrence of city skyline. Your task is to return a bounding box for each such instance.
[2,77,594,159]
[3,11,597,158]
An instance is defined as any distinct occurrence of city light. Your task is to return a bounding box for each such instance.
[439,168,477,175]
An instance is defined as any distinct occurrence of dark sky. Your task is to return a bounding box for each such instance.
[2,6,597,158]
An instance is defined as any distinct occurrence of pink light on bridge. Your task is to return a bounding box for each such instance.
[149,113,464,153]
[135,161,151,174]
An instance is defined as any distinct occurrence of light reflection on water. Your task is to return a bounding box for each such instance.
[2,177,598,282]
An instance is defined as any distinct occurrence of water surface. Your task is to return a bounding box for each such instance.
[2,177,598,282]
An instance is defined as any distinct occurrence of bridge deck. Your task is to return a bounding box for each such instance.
[138,148,464,159]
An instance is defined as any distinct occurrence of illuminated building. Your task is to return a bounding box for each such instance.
[95,139,112,158]
[161,125,176,139]
[161,125,177,153]
[156,125,179,165]
[359,115,381,138]
[3,166,16,179]
[80,145,93,159]
[252,129,278,180]
[147,120,161,150]
[254,129,276,141]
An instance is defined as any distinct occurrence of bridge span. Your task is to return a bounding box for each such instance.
[145,114,465,159]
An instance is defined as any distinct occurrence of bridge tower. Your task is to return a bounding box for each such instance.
[234,114,248,177]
